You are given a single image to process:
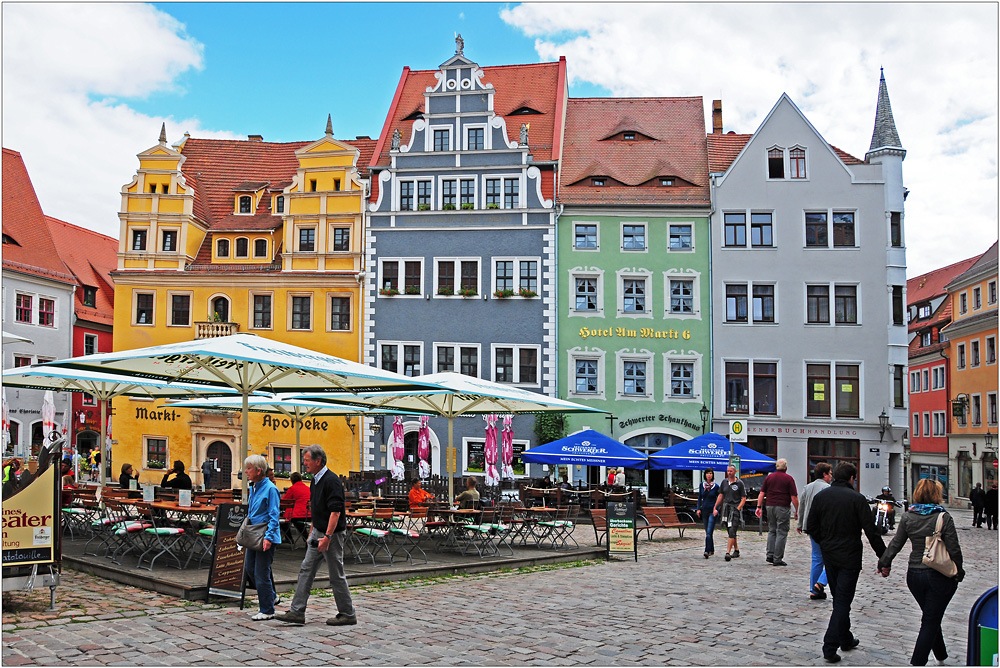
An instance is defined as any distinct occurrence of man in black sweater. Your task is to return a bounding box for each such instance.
[806,463,886,663]
[275,444,356,626]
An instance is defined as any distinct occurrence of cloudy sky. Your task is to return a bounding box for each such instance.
[3,2,996,276]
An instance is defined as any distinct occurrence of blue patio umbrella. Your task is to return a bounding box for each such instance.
[520,429,648,468]
[648,432,777,472]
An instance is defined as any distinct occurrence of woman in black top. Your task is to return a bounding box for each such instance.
[160,460,193,490]
[119,463,139,489]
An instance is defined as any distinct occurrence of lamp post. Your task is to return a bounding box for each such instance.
[878,409,892,443]
[699,403,710,434]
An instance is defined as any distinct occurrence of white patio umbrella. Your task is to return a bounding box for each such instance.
[41,391,57,457]
[289,371,607,500]
[35,334,436,492]
[166,394,424,471]
[2,331,32,345]
[2,367,244,486]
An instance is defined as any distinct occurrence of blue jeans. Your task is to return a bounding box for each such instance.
[810,537,828,592]
[906,568,958,665]
[702,511,716,554]
[822,564,859,657]
[245,544,276,614]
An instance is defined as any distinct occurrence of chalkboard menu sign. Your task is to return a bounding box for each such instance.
[206,503,248,603]
[606,501,637,562]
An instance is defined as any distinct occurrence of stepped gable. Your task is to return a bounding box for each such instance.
[179,138,308,226]
[44,215,117,325]
[370,60,563,173]
[2,148,75,284]
[559,97,710,205]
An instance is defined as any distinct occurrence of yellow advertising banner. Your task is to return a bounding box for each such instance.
[2,465,56,566]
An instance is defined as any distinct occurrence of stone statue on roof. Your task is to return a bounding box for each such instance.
[391,129,402,151]
[520,123,529,146]
[455,33,464,56]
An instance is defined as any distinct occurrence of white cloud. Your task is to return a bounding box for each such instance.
[2,3,237,239]
[502,3,999,275]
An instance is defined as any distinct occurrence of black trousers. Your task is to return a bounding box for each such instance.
[822,563,860,657]
[906,568,958,665]
[972,505,984,527]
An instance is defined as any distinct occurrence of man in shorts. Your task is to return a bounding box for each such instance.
[713,464,747,561]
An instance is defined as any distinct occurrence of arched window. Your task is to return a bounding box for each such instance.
[235,237,249,258]
[254,238,268,258]
[789,147,807,179]
[212,296,230,323]
[767,147,785,179]
[216,238,229,258]
[238,195,252,214]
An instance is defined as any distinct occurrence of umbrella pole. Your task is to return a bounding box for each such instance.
[241,390,249,497]
[99,398,107,487]
[448,417,454,503]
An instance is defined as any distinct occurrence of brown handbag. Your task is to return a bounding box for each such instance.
[921,512,958,577]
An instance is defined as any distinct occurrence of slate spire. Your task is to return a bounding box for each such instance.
[158,122,167,145]
[325,114,334,137]
[868,68,903,152]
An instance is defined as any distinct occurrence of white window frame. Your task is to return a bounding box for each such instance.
[971,338,981,368]
[83,333,98,355]
[972,393,983,426]
[491,256,540,297]
[957,342,966,369]
[986,335,997,365]
[620,221,648,253]
[215,237,230,259]
[253,238,269,258]
[464,124,487,151]
[569,269,604,318]
[432,257,478,298]
[988,392,997,426]
[143,435,169,470]
[287,292,313,331]
[329,226,351,253]
[663,352,703,402]
[910,370,921,394]
[35,295,57,329]
[160,227,179,253]
[973,286,982,311]
[788,145,809,180]
[295,224,317,253]
[933,411,946,436]
[379,257,424,298]
[130,226,150,252]
[433,342,481,378]
[567,347,607,401]
[923,412,931,437]
[480,174,523,210]
[803,281,863,326]
[617,269,652,319]
[573,221,600,252]
[668,222,695,252]
[378,340,423,376]
[326,292,354,333]
[490,343,542,387]
[988,280,998,305]
[802,360,864,421]
[616,349,654,402]
[234,236,250,258]
[922,369,930,392]
[429,125,454,152]
[766,145,786,180]
[249,290,274,330]
[912,413,920,438]
[959,292,968,314]
[237,195,253,215]
[931,365,946,390]
[132,290,155,326]
[663,270,701,319]
[166,290,193,327]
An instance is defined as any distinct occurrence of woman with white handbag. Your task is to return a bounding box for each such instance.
[878,478,964,666]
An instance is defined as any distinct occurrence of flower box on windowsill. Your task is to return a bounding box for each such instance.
[437,287,454,296]
[494,289,515,299]
[442,203,457,210]
[147,460,166,470]
[519,289,537,298]
[417,204,431,211]
[404,287,421,296]
[379,288,400,297]
[458,288,479,298]
[461,203,474,210]
[485,203,500,210]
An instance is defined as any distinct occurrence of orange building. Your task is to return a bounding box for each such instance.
[941,241,998,502]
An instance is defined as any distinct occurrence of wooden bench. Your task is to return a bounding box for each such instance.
[590,508,608,546]
[638,506,698,540]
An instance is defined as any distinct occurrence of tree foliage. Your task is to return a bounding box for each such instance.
[533,413,566,445]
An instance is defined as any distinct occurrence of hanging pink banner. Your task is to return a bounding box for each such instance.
[501,415,514,480]
[417,416,430,479]
[484,413,499,486]
[391,416,405,480]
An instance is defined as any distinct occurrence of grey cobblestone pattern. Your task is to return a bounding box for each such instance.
[3,508,996,666]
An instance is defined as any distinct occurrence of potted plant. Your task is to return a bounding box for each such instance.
[519,288,537,298]
[274,470,291,479]
[147,460,166,470]
[486,203,500,209]
[417,203,431,211]
[458,287,478,298]
[437,286,454,296]
[379,287,400,296]
[405,286,421,295]
[461,203,474,210]
[494,288,515,299]
[443,203,457,210]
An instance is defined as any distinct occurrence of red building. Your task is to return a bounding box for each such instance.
[906,255,979,499]
[45,215,117,457]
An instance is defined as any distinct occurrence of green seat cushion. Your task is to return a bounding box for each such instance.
[355,527,388,538]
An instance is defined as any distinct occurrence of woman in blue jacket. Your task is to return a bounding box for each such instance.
[243,454,281,621]
[695,467,721,558]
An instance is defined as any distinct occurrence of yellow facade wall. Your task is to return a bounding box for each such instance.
[158,198,185,215]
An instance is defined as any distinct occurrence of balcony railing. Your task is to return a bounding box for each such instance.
[195,322,239,339]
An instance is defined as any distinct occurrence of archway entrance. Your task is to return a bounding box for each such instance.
[403,431,419,473]
[206,441,233,490]
[76,430,98,457]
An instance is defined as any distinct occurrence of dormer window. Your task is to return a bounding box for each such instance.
[254,239,268,258]
[660,178,674,187]
[216,238,229,258]
[790,148,806,179]
[592,178,606,187]
[82,287,97,307]
[235,237,249,258]
[767,148,784,179]
[275,195,284,214]
[623,132,636,140]
[239,195,252,214]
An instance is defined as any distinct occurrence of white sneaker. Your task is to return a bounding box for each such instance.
[251,612,274,621]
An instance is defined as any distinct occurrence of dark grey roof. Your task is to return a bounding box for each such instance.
[869,69,903,151]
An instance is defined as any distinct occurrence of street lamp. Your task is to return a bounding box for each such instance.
[700,403,710,433]
[986,429,994,450]
[878,409,892,443]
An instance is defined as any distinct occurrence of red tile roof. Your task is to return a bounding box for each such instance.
[369,60,565,203]
[2,148,75,284]
[211,215,284,231]
[907,256,981,305]
[559,97,710,206]
[44,215,117,326]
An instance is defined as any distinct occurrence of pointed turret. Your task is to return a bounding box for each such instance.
[325,114,334,137]
[867,68,905,160]
[158,122,167,145]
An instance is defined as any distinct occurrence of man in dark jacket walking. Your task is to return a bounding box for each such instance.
[969,482,986,527]
[806,463,886,663]
[986,483,999,530]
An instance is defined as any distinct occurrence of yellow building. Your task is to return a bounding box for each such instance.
[942,242,998,500]
[110,120,376,488]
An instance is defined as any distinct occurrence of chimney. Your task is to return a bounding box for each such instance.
[712,100,723,134]
[248,134,263,142]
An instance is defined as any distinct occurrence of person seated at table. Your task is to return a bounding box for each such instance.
[558,475,573,491]
[539,475,552,489]
[455,477,480,510]
[409,478,434,508]
[282,472,311,520]
[119,463,139,489]
[61,466,77,506]
[160,460,193,490]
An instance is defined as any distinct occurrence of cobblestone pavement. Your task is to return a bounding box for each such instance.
[3,509,996,666]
